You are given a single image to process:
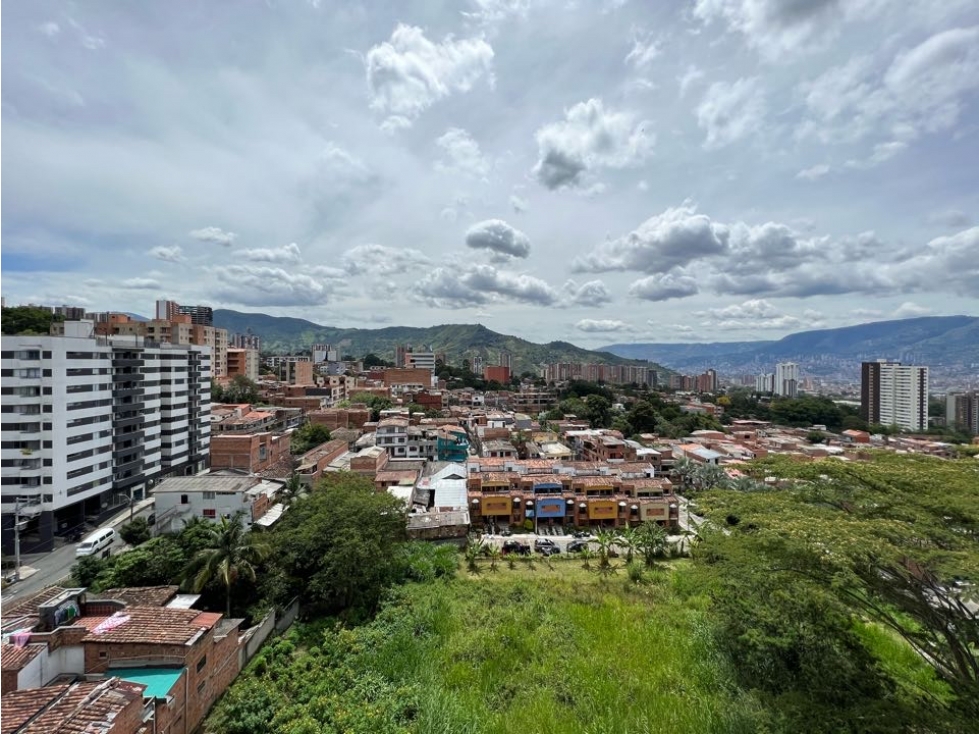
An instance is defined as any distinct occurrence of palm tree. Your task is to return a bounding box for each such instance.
[579,547,594,571]
[692,463,729,491]
[282,473,304,506]
[182,512,272,617]
[635,522,669,568]
[593,529,617,575]
[488,545,501,572]
[672,457,695,489]
[465,534,484,574]
[617,527,637,564]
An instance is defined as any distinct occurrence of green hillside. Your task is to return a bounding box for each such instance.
[213,310,668,376]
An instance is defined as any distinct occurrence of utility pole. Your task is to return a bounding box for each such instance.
[13,497,22,583]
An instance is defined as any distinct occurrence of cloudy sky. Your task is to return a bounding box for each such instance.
[3,0,978,347]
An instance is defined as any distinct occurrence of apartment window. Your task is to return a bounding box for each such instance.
[15,369,40,379]
[202,508,216,518]
[196,655,207,673]
[203,491,216,500]
[180,494,189,504]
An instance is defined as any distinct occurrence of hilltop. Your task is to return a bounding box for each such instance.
[213,309,667,376]
[601,316,979,376]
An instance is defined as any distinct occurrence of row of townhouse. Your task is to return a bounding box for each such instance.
[1,584,245,734]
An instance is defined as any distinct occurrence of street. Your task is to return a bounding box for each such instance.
[1,499,154,603]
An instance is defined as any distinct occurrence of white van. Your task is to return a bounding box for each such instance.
[75,528,115,559]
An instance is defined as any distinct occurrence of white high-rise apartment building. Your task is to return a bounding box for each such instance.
[860,360,929,432]
[755,373,774,393]
[1,321,211,553]
[774,362,799,397]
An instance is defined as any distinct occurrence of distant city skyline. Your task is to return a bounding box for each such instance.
[2,1,978,347]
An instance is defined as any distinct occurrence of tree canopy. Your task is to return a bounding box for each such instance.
[1,306,61,335]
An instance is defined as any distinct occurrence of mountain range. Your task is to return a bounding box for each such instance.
[213,310,668,376]
[601,316,979,378]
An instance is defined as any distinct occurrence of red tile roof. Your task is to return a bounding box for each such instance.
[80,606,220,645]
[1,679,145,734]
[0,643,44,673]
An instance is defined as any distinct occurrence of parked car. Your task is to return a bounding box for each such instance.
[534,538,556,550]
[572,530,590,539]
[502,540,531,555]
[146,513,156,526]
[500,528,512,537]
[567,539,589,553]
[537,545,561,557]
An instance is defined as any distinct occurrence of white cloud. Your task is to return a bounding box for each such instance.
[892,301,933,318]
[889,226,979,297]
[379,115,412,134]
[573,204,727,274]
[415,264,558,308]
[695,299,826,330]
[562,279,612,307]
[149,244,184,263]
[796,163,830,180]
[189,226,237,247]
[693,0,869,58]
[509,194,528,213]
[365,24,494,123]
[213,265,336,307]
[435,128,491,178]
[637,180,649,191]
[533,98,653,189]
[120,277,161,290]
[342,243,432,276]
[629,271,699,301]
[624,32,659,68]
[677,65,705,97]
[241,242,303,264]
[465,219,531,259]
[696,77,766,149]
[463,0,534,25]
[38,22,60,37]
[575,319,630,332]
[844,141,907,169]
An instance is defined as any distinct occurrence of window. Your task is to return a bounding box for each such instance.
[197,655,207,672]
[180,494,189,504]
[202,508,216,518]
[202,491,215,500]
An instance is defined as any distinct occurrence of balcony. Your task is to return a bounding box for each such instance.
[113,371,145,382]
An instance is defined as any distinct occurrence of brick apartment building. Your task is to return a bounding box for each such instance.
[1,586,243,734]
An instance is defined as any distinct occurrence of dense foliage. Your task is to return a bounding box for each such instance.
[212,375,262,405]
[1,306,61,335]
[290,422,332,455]
[695,453,979,726]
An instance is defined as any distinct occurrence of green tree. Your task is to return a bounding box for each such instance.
[290,422,332,455]
[213,375,262,404]
[635,522,669,568]
[119,517,152,546]
[1,306,61,335]
[584,394,612,428]
[270,473,407,616]
[183,513,272,617]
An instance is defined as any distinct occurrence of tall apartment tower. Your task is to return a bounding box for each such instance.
[860,360,929,432]
[946,392,979,436]
[177,304,214,326]
[500,351,512,370]
[1,321,211,553]
[155,299,180,321]
[755,373,775,393]
[774,362,799,397]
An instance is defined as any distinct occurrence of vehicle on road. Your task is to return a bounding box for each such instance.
[537,545,561,557]
[75,528,115,559]
[567,539,589,553]
[572,530,591,539]
[502,540,531,555]
[534,538,556,550]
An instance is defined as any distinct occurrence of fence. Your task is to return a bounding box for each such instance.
[238,597,300,668]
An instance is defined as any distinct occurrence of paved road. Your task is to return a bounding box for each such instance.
[1,500,155,603]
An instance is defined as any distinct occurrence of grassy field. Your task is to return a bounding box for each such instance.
[209,560,780,734]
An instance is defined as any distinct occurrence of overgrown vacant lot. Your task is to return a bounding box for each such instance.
[210,563,777,734]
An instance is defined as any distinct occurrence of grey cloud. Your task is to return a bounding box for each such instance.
[510,194,528,213]
[892,301,933,318]
[563,279,612,307]
[241,243,302,264]
[533,98,653,189]
[342,244,432,276]
[696,78,766,149]
[928,209,971,228]
[149,244,183,263]
[189,227,237,247]
[572,204,728,274]
[465,219,531,259]
[415,264,558,308]
[365,24,494,123]
[677,65,705,97]
[624,32,659,68]
[890,226,979,297]
[575,319,630,333]
[629,272,699,301]
[845,141,907,169]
